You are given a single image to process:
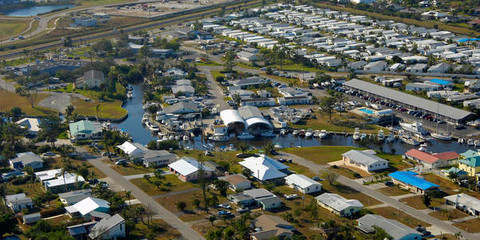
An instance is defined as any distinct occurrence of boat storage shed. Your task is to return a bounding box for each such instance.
[343,79,474,123]
[220,109,246,132]
[238,106,272,132]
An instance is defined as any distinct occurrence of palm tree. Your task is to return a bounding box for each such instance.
[125,190,132,206]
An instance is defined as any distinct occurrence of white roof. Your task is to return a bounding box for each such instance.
[316,193,363,212]
[35,169,63,182]
[444,194,480,213]
[357,214,421,240]
[220,109,246,127]
[168,157,213,176]
[44,172,85,188]
[15,118,41,133]
[68,197,110,216]
[117,141,144,158]
[285,174,321,189]
[245,117,273,129]
[239,155,288,181]
[342,150,388,166]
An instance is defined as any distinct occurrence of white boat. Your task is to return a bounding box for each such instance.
[183,135,190,141]
[174,135,181,141]
[386,133,395,143]
[274,143,283,149]
[145,121,159,132]
[475,140,480,147]
[353,128,361,141]
[418,143,428,152]
[261,132,277,138]
[313,130,320,138]
[161,136,168,141]
[400,134,420,146]
[377,130,385,141]
[458,138,464,144]
[292,130,299,136]
[237,132,254,140]
[467,139,475,146]
[430,132,452,141]
[360,133,367,140]
[399,121,429,136]
[168,135,174,141]
[127,92,133,99]
[142,113,149,124]
[319,130,328,139]
[305,129,313,138]
[280,129,287,136]
[209,135,230,142]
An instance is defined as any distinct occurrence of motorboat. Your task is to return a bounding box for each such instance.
[319,130,328,139]
[261,132,277,138]
[183,135,190,141]
[142,113,149,124]
[168,135,174,141]
[292,130,299,136]
[280,129,287,136]
[360,133,367,140]
[145,121,159,132]
[458,138,464,144]
[418,143,428,152]
[237,132,254,140]
[305,129,313,138]
[400,134,420,146]
[467,139,475,146]
[353,128,361,141]
[209,134,230,142]
[430,132,452,141]
[274,143,283,149]
[377,130,385,141]
[175,135,181,141]
[475,140,480,148]
[313,130,320,138]
[399,121,429,136]
[386,133,395,143]
[298,129,306,137]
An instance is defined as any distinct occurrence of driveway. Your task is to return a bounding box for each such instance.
[280,152,477,239]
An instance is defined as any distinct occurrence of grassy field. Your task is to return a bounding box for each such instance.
[453,218,480,233]
[130,174,197,196]
[322,181,381,206]
[377,186,410,196]
[428,208,469,221]
[399,195,444,210]
[175,150,243,173]
[129,219,181,240]
[210,70,225,81]
[108,162,152,176]
[5,182,45,198]
[0,90,56,116]
[283,146,356,164]
[289,112,383,133]
[314,2,480,37]
[371,206,431,228]
[71,98,127,120]
[78,0,132,7]
[0,19,30,38]
[422,173,460,195]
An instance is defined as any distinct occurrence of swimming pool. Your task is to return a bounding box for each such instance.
[358,108,375,115]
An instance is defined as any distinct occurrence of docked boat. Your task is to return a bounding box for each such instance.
[305,129,313,138]
[430,132,452,141]
[360,133,367,140]
[174,135,181,141]
[127,92,133,99]
[399,121,429,136]
[458,138,465,144]
[292,130,299,136]
[400,134,420,146]
[475,140,480,147]
[183,135,190,141]
[280,129,287,136]
[319,130,328,139]
[377,130,385,141]
[209,134,230,142]
[418,143,428,152]
[298,129,306,137]
[467,139,475,146]
[353,128,361,141]
[142,113,149,124]
[237,132,254,140]
[168,135,174,141]
[313,130,320,138]
[145,121,159,132]
[261,132,277,138]
[274,143,283,149]
[386,133,395,143]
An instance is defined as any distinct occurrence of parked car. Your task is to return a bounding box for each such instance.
[312,176,323,181]
[115,159,127,165]
[218,203,231,209]
[217,210,232,216]
[236,207,249,213]
[41,151,56,157]
[285,194,298,200]
[384,181,394,186]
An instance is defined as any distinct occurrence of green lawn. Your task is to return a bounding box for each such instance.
[72,98,127,120]
[377,186,410,196]
[130,174,197,196]
[196,60,222,66]
[371,207,431,228]
[108,162,152,176]
[0,20,30,38]
[283,146,356,164]
[129,219,181,240]
[0,90,56,116]
[268,63,319,72]
[210,71,225,80]
[175,150,243,173]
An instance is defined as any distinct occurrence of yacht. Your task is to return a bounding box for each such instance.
[298,129,306,137]
[475,140,480,148]
[319,130,328,139]
[386,133,395,143]
[142,113,149,124]
[174,135,181,141]
[400,134,420,146]
[305,129,313,138]
[353,128,361,141]
[399,121,429,136]
[145,121,159,132]
[237,132,254,140]
[261,132,277,138]
[209,134,230,142]
[377,130,385,141]
[292,130,299,136]
[467,139,475,146]
[313,130,320,138]
[430,132,452,141]
[418,143,428,152]
[458,138,464,144]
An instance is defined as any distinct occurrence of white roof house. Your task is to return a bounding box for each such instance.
[168,157,213,181]
[5,193,33,212]
[66,197,110,216]
[316,193,364,217]
[357,214,422,240]
[15,118,41,135]
[285,174,322,194]
[239,155,288,181]
[117,141,176,167]
[342,150,389,172]
[10,152,44,170]
[444,194,480,216]
[89,214,126,240]
[36,169,85,193]
[117,141,144,159]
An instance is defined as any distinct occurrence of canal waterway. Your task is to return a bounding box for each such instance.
[116,84,474,155]
[4,5,75,17]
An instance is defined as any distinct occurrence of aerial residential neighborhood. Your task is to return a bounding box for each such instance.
[1,0,480,239]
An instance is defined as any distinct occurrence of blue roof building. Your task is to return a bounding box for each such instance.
[429,79,452,86]
[389,171,439,194]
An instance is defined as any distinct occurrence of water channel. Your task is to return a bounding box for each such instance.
[4,5,75,17]
[115,84,474,155]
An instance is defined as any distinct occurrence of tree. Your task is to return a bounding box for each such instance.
[65,105,75,120]
[197,154,208,210]
[223,50,236,73]
[238,143,249,153]
[125,190,132,206]
[139,45,152,61]
[38,116,62,147]
[263,142,274,156]
[422,193,431,208]
[324,171,339,185]
[176,201,187,212]
[193,199,201,209]
[213,179,229,197]
[448,172,459,183]
[208,215,216,226]
[319,96,337,121]
[232,93,241,106]
[373,226,393,240]
[0,213,17,236]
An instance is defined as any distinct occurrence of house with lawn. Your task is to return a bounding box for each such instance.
[219,174,252,191]
[444,193,480,216]
[5,193,33,212]
[405,149,459,169]
[168,157,214,182]
[58,189,93,206]
[284,174,322,194]
[15,117,41,136]
[251,214,295,240]
[458,150,480,178]
[342,150,389,173]
[357,214,422,240]
[9,152,44,170]
[88,214,126,240]
[315,193,364,217]
[244,188,282,211]
[68,120,103,141]
[117,141,177,167]
[239,155,288,183]
[388,171,439,194]
[35,169,86,193]
[65,197,110,219]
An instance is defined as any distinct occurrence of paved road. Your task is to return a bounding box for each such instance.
[281,152,476,239]
[199,67,230,111]
[86,156,205,240]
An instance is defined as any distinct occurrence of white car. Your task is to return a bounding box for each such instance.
[218,203,231,209]
[285,194,298,200]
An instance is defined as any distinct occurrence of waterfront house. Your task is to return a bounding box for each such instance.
[316,193,363,217]
[458,150,480,177]
[68,120,103,141]
[342,150,389,173]
[404,149,459,168]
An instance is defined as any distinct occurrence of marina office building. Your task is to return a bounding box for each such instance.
[343,79,475,124]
